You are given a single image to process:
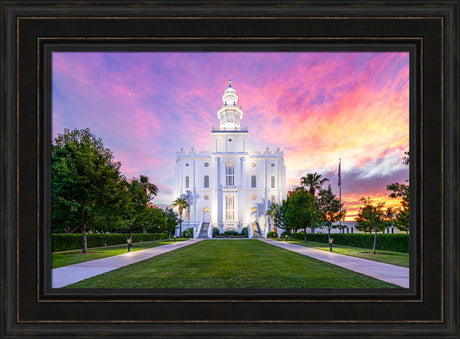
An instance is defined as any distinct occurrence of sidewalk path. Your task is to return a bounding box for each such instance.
[53,238,203,288]
[259,239,409,288]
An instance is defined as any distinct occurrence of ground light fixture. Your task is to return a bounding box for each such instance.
[329,238,333,252]
[127,238,132,252]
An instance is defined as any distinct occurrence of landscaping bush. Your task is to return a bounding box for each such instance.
[224,230,239,237]
[240,227,248,237]
[289,233,409,253]
[182,228,194,238]
[52,233,168,252]
[212,227,220,237]
[267,231,278,238]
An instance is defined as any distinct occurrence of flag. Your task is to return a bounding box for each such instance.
[338,158,341,187]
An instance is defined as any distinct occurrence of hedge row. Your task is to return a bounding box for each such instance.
[289,233,409,253]
[52,233,169,252]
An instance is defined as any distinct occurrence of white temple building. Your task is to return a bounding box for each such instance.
[174,81,287,238]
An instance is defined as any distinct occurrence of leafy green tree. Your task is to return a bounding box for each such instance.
[116,175,158,246]
[142,206,167,243]
[387,182,409,233]
[172,197,189,237]
[386,151,410,233]
[285,187,318,243]
[355,197,388,254]
[52,128,122,253]
[163,207,179,239]
[300,172,329,197]
[316,185,346,243]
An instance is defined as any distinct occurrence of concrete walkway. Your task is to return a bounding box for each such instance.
[259,239,409,288]
[52,238,203,288]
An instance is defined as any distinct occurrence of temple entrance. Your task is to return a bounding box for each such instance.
[203,207,211,222]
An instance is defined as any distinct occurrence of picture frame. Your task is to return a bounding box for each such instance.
[1,1,458,337]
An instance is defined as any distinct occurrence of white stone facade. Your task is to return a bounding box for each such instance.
[174,81,287,237]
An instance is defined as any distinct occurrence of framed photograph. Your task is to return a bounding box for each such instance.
[1,1,458,337]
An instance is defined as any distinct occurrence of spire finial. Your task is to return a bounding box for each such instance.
[228,74,232,87]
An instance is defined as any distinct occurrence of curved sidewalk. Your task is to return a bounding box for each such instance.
[52,238,203,288]
[259,238,409,288]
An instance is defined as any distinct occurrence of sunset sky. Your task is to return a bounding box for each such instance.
[52,52,409,220]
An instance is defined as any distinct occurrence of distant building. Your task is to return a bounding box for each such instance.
[312,221,401,234]
[174,81,287,238]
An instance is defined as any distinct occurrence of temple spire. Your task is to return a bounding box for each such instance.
[217,79,243,130]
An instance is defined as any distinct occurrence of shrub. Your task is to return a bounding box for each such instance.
[291,233,409,253]
[240,227,248,237]
[267,231,278,238]
[224,230,239,237]
[52,233,168,252]
[182,228,194,238]
[212,227,220,236]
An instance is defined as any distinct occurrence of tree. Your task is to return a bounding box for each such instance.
[386,151,410,233]
[172,197,189,237]
[386,182,409,233]
[355,197,387,254]
[164,207,179,239]
[300,172,329,197]
[142,205,166,243]
[52,128,122,253]
[316,185,346,243]
[114,175,159,249]
[266,202,279,233]
[285,187,318,243]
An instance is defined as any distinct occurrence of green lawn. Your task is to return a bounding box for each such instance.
[280,240,409,268]
[52,239,186,268]
[67,239,399,288]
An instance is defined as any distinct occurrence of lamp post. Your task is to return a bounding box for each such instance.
[174,235,176,243]
[329,238,333,252]
[127,238,132,252]
[285,234,288,242]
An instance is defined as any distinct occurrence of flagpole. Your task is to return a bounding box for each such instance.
[338,158,342,233]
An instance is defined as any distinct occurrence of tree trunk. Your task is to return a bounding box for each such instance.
[373,228,377,255]
[179,212,183,238]
[304,227,307,243]
[152,231,155,244]
[82,224,87,254]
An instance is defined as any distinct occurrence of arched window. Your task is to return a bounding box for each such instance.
[204,175,209,188]
[251,175,256,188]
[185,176,190,188]
[271,176,275,188]
[226,161,235,186]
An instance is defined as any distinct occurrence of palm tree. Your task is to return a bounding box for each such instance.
[266,202,280,233]
[139,174,159,199]
[300,172,329,196]
[172,197,189,237]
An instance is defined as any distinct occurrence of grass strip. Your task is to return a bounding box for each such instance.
[52,239,187,268]
[67,239,400,289]
[279,240,409,268]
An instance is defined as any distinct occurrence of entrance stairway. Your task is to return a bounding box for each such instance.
[199,222,210,238]
[250,222,263,238]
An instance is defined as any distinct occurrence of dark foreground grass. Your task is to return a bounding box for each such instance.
[67,240,399,288]
[52,240,186,268]
[282,240,409,268]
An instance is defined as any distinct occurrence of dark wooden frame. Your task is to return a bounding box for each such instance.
[1,1,458,337]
